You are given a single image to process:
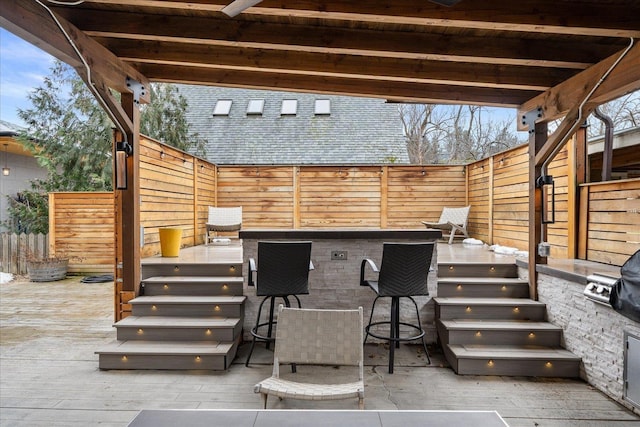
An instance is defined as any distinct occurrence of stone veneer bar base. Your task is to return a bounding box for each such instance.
[239,229,441,343]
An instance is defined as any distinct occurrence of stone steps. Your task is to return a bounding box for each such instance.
[435,261,580,378]
[114,315,243,342]
[446,344,580,377]
[437,319,563,346]
[142,276,244,296]
[437,277,529,298]
[97,339,240,370]
[435,297,547,321]
[97,260,245,371]
[131,295,246,317]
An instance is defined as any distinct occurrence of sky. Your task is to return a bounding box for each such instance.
[0,28,57,127]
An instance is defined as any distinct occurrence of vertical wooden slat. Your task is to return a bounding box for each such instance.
[380,166,388,228]
[488,156,494,245]
[293,166,300,228]
[48,193,55,256]
[566,136,577,258]
[578,186,589,259]
[193,159,199,246]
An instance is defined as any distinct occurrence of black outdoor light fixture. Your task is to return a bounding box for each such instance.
[536,174,555,224]
[115,141,133,190]
[2,144,9,176]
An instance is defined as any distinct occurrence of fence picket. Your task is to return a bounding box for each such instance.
[0,233,49,275]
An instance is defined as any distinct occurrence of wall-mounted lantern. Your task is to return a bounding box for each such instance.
[115,141,133,190]
[536,175,555,224]
[2,144,9,176]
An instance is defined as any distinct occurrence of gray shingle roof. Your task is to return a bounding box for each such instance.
[177,85,409,165]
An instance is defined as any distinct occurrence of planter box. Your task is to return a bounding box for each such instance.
[27,258,69,282]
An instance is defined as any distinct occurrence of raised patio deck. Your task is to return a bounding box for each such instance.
[1,244,639,426]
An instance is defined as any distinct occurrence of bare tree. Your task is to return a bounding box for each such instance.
[399,104,448,164]
[587,90,639,137]
[399,104,523,164]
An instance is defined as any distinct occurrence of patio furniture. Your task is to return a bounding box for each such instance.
[245,241,314,368]
[205,206,242,245]
[360,242,435,373]
[421,205,470,244]
[254,305,365,409]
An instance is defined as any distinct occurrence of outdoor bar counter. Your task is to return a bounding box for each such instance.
[239,229,442,342]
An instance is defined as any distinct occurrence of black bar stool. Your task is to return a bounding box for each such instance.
[360,242,434,373]
[245,241,313,368]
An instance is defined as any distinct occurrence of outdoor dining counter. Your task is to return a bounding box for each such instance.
[238,229,442,342]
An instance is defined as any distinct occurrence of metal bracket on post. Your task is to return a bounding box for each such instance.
[126,77,146,105]
[521,107,543,134]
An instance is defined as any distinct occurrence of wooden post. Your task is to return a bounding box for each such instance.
[193,159,199,246]
[119,93,141,296]
[528,122,548,300]
[488,157,494,245]
[574,125,588,259]
[380,166,388,228]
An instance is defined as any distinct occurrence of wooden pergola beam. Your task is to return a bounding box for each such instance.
[61,9,622,70]
[99,38,573,91]
[134,62,538,107]
[518,41,640,128]
[0,0,150,105]
[72,0,640,37]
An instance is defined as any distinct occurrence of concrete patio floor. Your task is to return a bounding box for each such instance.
[1,268,639,426]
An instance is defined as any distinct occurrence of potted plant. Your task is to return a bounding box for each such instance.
[23,245,73,282]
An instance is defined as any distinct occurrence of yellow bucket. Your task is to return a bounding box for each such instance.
[159,228,183,257]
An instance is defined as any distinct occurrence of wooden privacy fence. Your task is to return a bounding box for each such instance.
[579,179,640,266]
[49,192,115,274]
[42,136,638,275]
[0,233,48,275]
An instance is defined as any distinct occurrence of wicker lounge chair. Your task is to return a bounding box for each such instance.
[254,305,365,409]
[205,206,242,245]
[421,205,470,244]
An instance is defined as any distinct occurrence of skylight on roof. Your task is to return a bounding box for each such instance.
[247,99,265,115]
[315,99,331,115]
[281,99,298,115]
[213,99,232,116]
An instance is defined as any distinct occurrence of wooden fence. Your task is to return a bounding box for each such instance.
[0,233,48,275]
[579,179,640,266]
[49,192,115,274]
[38,136,638,276]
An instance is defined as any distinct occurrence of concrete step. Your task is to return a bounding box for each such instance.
[434,297,546,321]
[96,338,239,370]
[114,316,242,342]
[437,319,562,347]
[445,344,580,377]
[141,262,242,279]
[437,277,529,298]
[142,276,244,296]
[130,295,246,317]
[437,262,518,279]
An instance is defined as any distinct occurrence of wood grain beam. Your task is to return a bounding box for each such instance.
[101,38,573,90]
[57,9,620,69]
[133,62,538,107]
[518,42,640,129]
[0,0,150,103]
[74,0,640,37]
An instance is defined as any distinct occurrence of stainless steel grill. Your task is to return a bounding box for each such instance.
[584,273,619,306]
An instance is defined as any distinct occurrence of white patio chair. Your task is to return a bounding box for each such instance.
[421,205,470,244]
[205,206,242,245]
[254,305,365,410]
